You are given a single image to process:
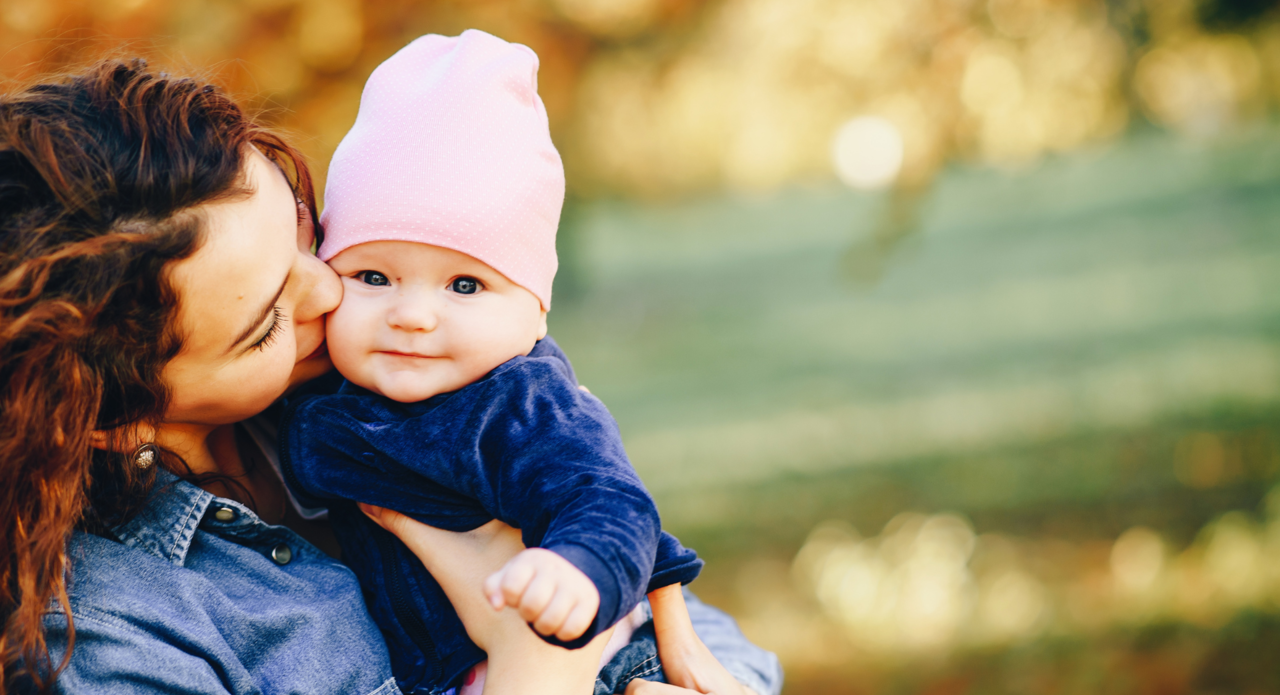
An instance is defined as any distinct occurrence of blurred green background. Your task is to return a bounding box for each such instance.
[6,0,1280,692]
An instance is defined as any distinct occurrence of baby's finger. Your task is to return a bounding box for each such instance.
[556,601,596,642]
[498,560,537,609]
[531,590,574,637]
[514,573,556,625]
[482,570,506,610]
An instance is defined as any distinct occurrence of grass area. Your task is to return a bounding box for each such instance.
[547,128,1280,692]
[549,127,1280,521]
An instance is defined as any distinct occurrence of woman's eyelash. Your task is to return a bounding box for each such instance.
[252,306,286,351]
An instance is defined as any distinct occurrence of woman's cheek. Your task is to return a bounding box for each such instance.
[252,340,302,406]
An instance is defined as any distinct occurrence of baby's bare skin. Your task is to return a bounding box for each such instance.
[485,547,601,641]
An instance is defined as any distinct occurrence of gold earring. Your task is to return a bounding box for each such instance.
[132,443,158,469]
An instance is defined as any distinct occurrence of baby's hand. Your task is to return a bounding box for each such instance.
[483,547,600,642]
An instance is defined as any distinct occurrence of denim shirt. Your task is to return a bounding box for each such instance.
[38,467,782,695]
[42,470,401,695]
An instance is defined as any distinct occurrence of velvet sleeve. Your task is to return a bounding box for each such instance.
[460,357,684,648]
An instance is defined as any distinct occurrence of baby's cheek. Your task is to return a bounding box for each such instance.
[324,302,372,382]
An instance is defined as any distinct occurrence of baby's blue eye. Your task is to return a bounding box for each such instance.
[358,271,390,286]
[450,277,480,295]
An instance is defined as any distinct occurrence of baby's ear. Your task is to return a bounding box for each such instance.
[537,309,548,340]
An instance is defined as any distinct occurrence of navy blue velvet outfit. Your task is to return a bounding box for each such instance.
[279,337,702,695]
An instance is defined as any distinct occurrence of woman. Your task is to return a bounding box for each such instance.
[0,60,780,694]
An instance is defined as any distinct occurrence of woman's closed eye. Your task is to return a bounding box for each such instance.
[449,277,482,295]
[356,270,390,286]
[251,306,286,351]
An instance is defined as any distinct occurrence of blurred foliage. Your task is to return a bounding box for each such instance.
[1196,0,1280,32]
[4,0,1280,201]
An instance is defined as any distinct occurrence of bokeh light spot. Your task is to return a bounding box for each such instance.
[294,0,363,72]
[962,48,1024,115]
[1111,526,1164,594]
[1,1,54,33]
[831,115,904,191]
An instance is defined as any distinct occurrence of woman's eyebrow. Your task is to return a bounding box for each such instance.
[229,271,291,353]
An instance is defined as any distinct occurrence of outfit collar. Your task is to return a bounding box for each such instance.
[109,469,216,566]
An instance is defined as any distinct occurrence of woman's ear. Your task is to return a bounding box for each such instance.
[89,423,157,453]
[537,309,548,340]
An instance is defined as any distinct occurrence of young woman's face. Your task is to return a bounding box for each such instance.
[160,149,341,427]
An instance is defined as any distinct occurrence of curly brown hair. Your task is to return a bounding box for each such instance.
[0,58,316,693]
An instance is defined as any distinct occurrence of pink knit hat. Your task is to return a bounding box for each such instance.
[318,30,563,309]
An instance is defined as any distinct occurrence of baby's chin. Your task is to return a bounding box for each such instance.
[365,369,461,403]
[329,353,454,402]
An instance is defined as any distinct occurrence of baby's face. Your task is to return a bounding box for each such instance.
[325,241,547,402]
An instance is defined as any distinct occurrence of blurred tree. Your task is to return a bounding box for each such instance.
[0,0,1278,212]
[1197,0,1280,31]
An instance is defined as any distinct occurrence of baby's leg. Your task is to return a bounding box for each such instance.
[642,585,756,695]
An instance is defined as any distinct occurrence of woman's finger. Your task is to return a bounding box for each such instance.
[358,502,397,532]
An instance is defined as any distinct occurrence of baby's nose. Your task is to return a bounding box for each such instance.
[386,291,440,332]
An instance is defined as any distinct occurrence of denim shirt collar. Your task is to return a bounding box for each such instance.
[110,470,220,566]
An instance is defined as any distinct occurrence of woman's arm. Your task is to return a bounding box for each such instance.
[359,505,610,695]
[361,505,780,695]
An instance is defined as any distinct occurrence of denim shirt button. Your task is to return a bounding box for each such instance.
[213,507,236,522]
[271,543,293,565]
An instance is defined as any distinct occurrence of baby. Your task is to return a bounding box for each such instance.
[279,30,702,695]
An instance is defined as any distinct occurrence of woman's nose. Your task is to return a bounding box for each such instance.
[386,289,439,332]
[294,252,342,322]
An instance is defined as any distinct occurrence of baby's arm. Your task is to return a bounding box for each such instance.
[461,355,671,648]
[483,547,600,641]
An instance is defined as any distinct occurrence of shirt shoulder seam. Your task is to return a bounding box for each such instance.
[44,602,161,639]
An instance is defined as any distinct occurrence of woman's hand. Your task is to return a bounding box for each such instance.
[359,505,612,695]
[360,506,757,695]
[358,504,526,651]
